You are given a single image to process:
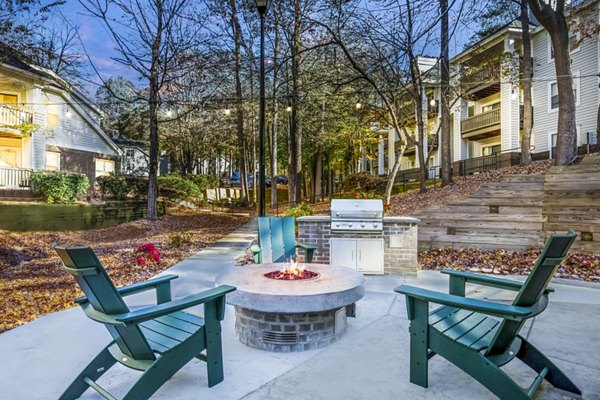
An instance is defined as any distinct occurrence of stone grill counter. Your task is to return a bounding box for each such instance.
[297,216,419,276]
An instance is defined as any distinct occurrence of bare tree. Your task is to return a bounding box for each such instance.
[440,0,451,186]
[80,0,199,219]
[528,0,577,165]
[520,0,533,165]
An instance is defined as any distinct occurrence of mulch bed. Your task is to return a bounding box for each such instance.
[0,209,250,333]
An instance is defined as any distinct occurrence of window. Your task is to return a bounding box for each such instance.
[549,71,579,112]
[0,93,18,106]
[95,158,115,177]
[45,151,60,171]
[550,83,559,110]
[46,104,60,128]
[482,145,501,156]
[126,149,135,158]
[550,133,557,159]
[481,102,500,113]
[548,22,580,62]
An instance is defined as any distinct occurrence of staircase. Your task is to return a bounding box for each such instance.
[417,155,600,253]
[543,155,600,253]
[416,174,545,251]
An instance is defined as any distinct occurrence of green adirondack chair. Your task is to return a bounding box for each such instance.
[250,216,316,264]
[54,246,236,400]
[395,230,581,399]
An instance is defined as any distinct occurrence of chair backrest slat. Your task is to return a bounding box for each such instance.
[282,217,297,262]
[270,218,286,263]
[485,231,576,356]
[55,246,156,360]
[258,217,298,263]
[257,217,274,263]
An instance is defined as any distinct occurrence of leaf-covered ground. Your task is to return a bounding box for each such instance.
[0,209,250,333]
[419,248,600,282]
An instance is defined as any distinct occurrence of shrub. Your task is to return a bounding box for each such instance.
[135,242,161,265]
[183,174,219,191]
[30,171,90,204]
[96,174,148,200]
[285,202,314,218]
[168,229,191,247]
[342,172,387,192]
[157,174,201,205]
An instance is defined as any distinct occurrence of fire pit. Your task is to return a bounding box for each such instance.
[216,263,365,352]
[263,259,320,281]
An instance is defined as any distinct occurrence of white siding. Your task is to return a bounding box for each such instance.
[41,92,116,156]
[531,6,599,155]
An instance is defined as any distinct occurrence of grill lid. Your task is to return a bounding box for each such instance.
[331,199,383,220]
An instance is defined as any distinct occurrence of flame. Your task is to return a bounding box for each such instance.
[282,258,305,276]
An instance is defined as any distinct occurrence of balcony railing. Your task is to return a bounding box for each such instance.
[461,108,501,134]
[0,167,32,188]
[0,104,34,128]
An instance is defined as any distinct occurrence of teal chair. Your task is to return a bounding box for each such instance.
[395,230,580,399]
[251,217,316,263]
[54,246,236,400]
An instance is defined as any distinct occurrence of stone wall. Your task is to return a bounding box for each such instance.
[297,216,419,276]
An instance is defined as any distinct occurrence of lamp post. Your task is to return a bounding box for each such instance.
[256,0,269,216]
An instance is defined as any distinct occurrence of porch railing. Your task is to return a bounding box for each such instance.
[0,104,34,127]
[461,108,501,134]
[0,167,33,188]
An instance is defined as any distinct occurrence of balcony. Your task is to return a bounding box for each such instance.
[0,167,32,188]
[461,108,501,140]
[0,104,34,137]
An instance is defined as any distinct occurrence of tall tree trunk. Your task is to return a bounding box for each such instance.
[146,5,163,221]
[290,0,303,205]
[271,8,280,209]
[440,0,452,186]
[528,0,577,165]
[520,0,533,165]
[230,0,248,203]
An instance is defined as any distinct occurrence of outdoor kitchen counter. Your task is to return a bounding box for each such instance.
[297,215,421,224]
[297,215,420,276]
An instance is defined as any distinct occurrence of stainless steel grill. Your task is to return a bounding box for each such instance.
[330,199,383,232]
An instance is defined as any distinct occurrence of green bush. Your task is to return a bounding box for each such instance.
[342,172,387,192]
[30,171,90,204]
[157,175,201,205]
[96,174,148,200]
[284,202,314,218]
[183,174,219,191]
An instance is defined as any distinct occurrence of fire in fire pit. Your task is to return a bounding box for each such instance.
[263,259,320,281]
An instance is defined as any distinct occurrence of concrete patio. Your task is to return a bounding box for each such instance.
[1,221,599,399]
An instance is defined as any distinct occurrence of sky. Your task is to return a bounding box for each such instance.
[54,0,479,96]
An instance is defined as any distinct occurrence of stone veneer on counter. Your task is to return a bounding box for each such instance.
[297,215,419,276]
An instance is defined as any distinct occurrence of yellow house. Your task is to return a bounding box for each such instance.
[0,45,120,192]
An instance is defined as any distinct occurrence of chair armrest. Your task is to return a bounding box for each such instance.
[442,269,554,295]
[74,274,179,305]
[395,284,533,321]
[250,245,261,254]
[296,243,317,250]
[116,285,236,325]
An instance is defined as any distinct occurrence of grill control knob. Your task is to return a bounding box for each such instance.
[349,223,353,228]
[361,223,365,228]
[373,223,378,228]
[336,223,340,227]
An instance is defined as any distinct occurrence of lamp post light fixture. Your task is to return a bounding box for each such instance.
[256,0,269,216]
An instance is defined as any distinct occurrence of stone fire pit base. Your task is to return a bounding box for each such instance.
[216,263,365,353]
[234,307,347,352]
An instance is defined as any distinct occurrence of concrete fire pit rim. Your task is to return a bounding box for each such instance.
[215,263,366,313]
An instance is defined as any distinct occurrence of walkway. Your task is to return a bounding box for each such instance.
[0,220,599,399]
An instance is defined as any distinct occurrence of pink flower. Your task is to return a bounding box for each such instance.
[136,257,147,265]
[149,249,161,263]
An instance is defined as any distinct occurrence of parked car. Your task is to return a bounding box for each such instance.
[247,172,271,187]
[275,175,288,185]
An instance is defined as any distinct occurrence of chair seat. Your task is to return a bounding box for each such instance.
[140,311,205,354]
[429,306,500,351]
